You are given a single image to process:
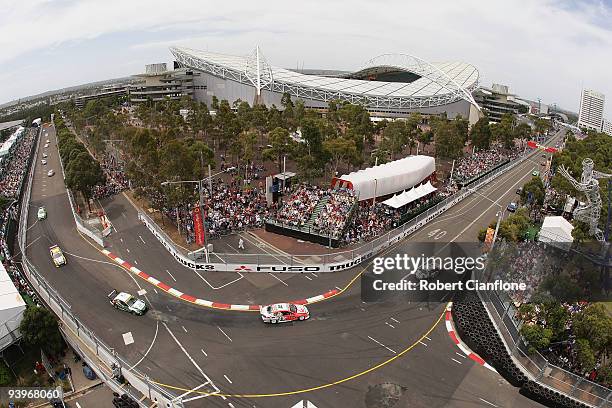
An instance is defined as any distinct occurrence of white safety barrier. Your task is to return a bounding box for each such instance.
[141,152,528,272]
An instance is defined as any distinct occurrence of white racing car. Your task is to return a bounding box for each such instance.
[108,290,148,315]
[260,303,309,324]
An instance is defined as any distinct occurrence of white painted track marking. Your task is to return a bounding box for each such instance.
[217,326,233,342]
[162,323,219,397]
[165,269,177,281]
[129,321,159,369]
[367,335,396,354]
[479,397,499,407]
[268,273,289,286]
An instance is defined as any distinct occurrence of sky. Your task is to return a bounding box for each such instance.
[1,0,611,117]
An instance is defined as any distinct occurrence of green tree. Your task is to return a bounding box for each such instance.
[65,152,105,206]
[572,303,612,354]
[520,323,553,354]
[323,137,358,175]
[521,176,545,207]
[263,127,293,173]
[381,121,407,160]
[497,208,530,242]
[575,338,596,372]
[514,122,532,141]
[19,307,64,356]
[433,118,464,159]
[492,113,516,149]
[470,117,492,150]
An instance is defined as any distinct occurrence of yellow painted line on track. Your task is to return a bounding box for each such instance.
[144,306,446,398]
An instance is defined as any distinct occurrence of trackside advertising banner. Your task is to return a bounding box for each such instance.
[193,206,206,246]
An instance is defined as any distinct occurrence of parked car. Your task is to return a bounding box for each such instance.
[37,206,47,220]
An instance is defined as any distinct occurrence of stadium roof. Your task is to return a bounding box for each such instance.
[169,46,480,110]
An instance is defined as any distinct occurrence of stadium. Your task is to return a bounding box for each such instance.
[169,46,482,123]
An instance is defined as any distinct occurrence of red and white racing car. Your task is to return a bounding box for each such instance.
[260,303,309,324]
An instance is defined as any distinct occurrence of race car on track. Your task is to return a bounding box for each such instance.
[260,303,309,323]
[108,290,147,315]
[42,153,48,158]
[37,206,47,220]
[44,143,49,148]
[41,159,47,165]
[49,245,66,267]
[47,169,55,177]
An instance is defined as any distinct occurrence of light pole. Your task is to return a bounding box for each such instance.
[161,169,227,263]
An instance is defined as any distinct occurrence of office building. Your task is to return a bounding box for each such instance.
[578,89,605,132]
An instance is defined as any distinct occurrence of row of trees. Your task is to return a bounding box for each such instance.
[55,116,105,207]
[470,113,540,151]
[61,93,549,215]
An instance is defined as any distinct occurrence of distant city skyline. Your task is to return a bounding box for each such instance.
[1,0,611,118]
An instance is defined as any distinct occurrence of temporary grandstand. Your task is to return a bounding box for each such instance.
[332,155,436,201]
[0,126,26,158]
[169,46,481,122]
[0,263,26,352]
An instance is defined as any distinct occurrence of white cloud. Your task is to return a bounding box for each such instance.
[1,0,611,117]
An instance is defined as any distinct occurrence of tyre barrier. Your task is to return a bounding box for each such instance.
[519,381,590,408]
[451,295,526,388]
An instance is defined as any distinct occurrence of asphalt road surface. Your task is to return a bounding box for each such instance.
[22,123,565,407]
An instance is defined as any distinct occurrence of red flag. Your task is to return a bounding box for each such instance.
[193,206,206,246]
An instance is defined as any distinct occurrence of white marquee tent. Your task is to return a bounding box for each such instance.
[334,155,435,201]
[382,181,437,209]
[538,216,574,251]
[0,263,26,352]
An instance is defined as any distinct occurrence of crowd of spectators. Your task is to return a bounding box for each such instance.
[343,202,399,245]
[160,178,268,243]
[204,178,268,238]
[493,242,551,304]
[0,187,41,308]
[0,129,36,200]
[453,148,510,183]
[312,189,357,238]
[272,185,325,228]
[92,155,129,200]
